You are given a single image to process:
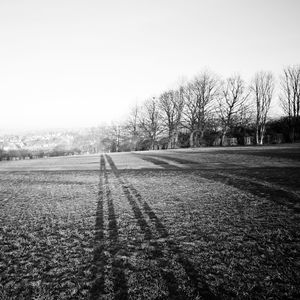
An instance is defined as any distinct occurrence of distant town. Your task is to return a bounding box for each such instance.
[0,127,102,160]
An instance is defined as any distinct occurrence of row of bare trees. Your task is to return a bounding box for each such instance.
[103,65,299,152]
[279,66,300,142]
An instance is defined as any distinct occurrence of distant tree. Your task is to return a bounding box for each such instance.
[19,149,30,159]
[125,104,141,151]
[7,150,21,160]
[101,137,113,152]
[251,71,274,145]
[218,75,250,145]
[36,150,45,158]
[139,98,162,150]
[279,65,300,142]
[99,123,127,152]
[110,123,122,152]
[158,89,184,148]
[0,149,5,161]
[181,82,197,145]
[182,71,220,147]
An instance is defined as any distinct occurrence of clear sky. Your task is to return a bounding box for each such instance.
[0,0,299,133]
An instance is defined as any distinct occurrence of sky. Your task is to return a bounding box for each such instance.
[0,0,299,133]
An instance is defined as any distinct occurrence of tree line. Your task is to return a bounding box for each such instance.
[102,65,300,152]
[1,65,299,159]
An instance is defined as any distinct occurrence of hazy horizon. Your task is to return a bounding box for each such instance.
[1,0,299,134]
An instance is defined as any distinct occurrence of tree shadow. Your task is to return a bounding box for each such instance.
[136,155,177,169]
[144,154,300,212]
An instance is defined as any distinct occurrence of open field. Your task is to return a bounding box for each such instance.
[0,145,300,299]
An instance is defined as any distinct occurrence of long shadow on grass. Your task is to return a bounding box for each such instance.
[206,148,300,162]
[199,171,300,213]
[135,153,195,168]
[135,153,234,170]
[143,154,300,213]
[136,155,177,170]
[105,154,217,300]
[90,155,128,300]
[105,155,184,299]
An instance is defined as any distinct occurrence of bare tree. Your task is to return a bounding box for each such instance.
[181,82,197,140]
[182,71,220,147]
[251,71,274,145]
[125,103,141,151]
[109,122,123,152]
[218,75,250,145]
[279,65,300,142]
[139,97,162,150]
[158,89,184,148]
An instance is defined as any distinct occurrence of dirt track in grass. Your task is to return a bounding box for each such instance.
[0,145,300,299]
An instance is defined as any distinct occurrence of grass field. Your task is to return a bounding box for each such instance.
[0,145,300,299]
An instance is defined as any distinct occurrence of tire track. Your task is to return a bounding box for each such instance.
[90,155,128,300]
[105,154,217,300]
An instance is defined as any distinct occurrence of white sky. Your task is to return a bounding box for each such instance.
[0,0,299,133]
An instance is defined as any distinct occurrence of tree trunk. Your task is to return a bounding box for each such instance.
[198,130,204,147]
[259,125,266,145]
[152,141,155,150]
[291,118,296,142]
[189,131,195,148]
[259,129,263,145]
[256,127,260,145]
[221,132,226,146]
[174,131,179,148]
[167,131,173,149]
[190,130,202,147]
